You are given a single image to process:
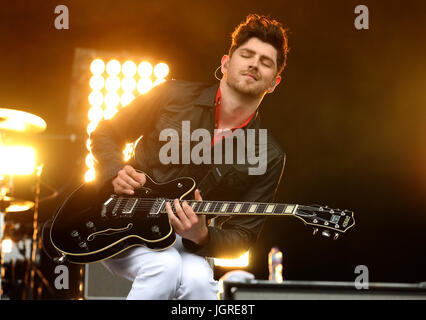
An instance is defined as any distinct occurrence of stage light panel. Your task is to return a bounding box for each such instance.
[85,55,170,182]
[138,61,153,78]
[121,92,135,107]
[121,77,136,92]
[122,60,137,77]
[88,106,103,123]
[89,75,105,91]
[84,168,95,182]
[154,63,169,79]
[90,59,105,75]
[85,154,94,168]
[153,78,166,87]
[104,107,118,120]
[137,78,153,94]
[88,91,103,108]
[105,76,121,92]
[86,122,98,135]
[104,92,120,109]
[106,59,121,76]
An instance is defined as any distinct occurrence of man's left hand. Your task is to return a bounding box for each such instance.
[166,189,209,246]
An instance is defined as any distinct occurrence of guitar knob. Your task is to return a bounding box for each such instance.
[78,241,89,252]
[70,230,81,241]
[313,228,319,235]
[333,233,339,240]
[321,230,331,238]
[86,221,96,231]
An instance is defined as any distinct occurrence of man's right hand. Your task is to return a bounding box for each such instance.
[112,165,146,195]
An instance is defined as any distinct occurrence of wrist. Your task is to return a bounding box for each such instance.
[192,227,209,246]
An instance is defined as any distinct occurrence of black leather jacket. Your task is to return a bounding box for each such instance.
[90,80,285,258]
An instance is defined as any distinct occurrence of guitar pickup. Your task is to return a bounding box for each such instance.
[122,198,138,217]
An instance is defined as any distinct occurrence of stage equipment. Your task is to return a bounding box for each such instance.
[0,108,53,299]
[222,280,426,300]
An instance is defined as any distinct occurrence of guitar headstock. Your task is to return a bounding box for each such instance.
[294,204,355,240]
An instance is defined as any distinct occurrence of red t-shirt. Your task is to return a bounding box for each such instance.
[211,88,256,146]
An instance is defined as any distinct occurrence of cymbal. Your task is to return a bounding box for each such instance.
[0,108,46,133]
[0,195,34,213]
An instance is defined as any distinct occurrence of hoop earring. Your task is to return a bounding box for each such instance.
[214,65,223,80]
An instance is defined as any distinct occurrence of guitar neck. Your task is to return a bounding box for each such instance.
[161,199,299,216]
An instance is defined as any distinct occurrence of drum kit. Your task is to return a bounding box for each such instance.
[0,108,47,299]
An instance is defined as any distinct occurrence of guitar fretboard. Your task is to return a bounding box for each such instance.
[162,200,299,216]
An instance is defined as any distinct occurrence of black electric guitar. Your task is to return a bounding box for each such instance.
[50,173,355,264]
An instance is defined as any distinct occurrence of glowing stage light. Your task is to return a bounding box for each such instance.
[214,251,249,268]
[104,108,118,120]
[85,55,170,183]
[90,59,105,75]
[88,106,104,123]
[121,92,135,107]
[104,92,120,109]
[89,75,105,91]
[88,91,103,108]
[105,76,121,92]
[0,146,36,175]
[121,77,136,92]
[84,168,95,182]
[85,154,94,168]
[137,78,153,94]
[122,61,137,77]
[1,239,13,254]
[106,59,121,76]
[138,62,153,78]
[86,122,98,135]
[153,78,166,87]
[154,63,169,79]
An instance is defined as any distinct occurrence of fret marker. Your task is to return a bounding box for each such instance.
[248,204,257,213]
[285,205,295,213]
[204,202,211,212]
[265,205,275,213]
[220,203,228,212]
[233,204,242,213]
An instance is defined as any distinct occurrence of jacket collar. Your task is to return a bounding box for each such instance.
[195,82,260,129]
[194,83,219,107]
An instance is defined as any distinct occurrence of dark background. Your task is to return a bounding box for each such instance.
[1,0,425,298]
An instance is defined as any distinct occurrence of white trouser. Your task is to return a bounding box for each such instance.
[102,235,218,300]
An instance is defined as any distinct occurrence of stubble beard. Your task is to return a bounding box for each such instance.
[225,72,266,98]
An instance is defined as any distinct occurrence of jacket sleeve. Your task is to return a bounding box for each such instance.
[183,152,286,258]
[90,81,175,188]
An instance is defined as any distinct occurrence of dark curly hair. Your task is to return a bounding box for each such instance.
[228,14,289,75]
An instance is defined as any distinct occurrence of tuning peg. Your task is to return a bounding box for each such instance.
[313,228,319,235]
[321,230,331,238]
[333,233,339,240]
